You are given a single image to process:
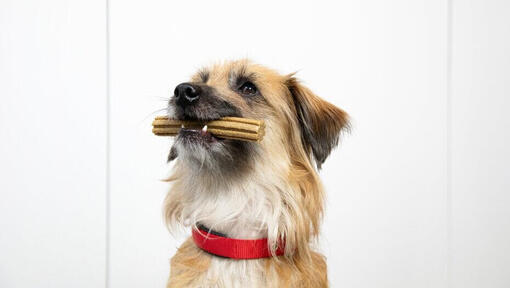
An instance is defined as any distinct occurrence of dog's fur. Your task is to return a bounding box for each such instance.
[163,60,349,287]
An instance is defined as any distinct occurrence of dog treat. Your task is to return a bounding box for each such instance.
[152,116,265,142]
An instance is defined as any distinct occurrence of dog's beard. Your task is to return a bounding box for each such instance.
[174,134,256,176]
[174,136,231,171]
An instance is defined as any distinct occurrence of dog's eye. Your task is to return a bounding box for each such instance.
[239,82,257,95]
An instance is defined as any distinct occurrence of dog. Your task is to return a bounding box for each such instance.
[163,59,349,287]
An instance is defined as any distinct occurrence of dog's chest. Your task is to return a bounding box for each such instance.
[202,257,267,288]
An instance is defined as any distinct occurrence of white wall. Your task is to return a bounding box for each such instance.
[1,0,509,287]
[0,0,107,287]
[451,1,510,287]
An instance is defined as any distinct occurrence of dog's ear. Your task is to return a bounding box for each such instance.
[167,145,178,163]
[286,76,350,169]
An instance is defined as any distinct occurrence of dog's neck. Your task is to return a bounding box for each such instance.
[185,173,275,239]
[171,155,291,241]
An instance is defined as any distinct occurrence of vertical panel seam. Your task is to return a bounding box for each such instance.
[105,0,111,287]
[446,0,453,287]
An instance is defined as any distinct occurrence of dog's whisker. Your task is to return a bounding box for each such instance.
[141,107,169,123]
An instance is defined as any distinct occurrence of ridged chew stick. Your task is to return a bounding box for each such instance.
[152,116,265,142]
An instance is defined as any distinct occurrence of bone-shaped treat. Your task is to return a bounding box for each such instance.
[152,116,265,142]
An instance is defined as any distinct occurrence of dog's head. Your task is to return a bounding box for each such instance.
[165,60,349,255]
[167,60,349,173]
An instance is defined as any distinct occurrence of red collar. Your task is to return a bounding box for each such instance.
[192,226,285,259]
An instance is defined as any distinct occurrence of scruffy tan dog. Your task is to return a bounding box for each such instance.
[163,60,349,287]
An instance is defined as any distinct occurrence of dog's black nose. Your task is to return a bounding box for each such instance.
[174,83,200,107]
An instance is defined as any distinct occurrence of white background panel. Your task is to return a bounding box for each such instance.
[451,0,510,287]
[0,0,107,287]
[108,1,446,287]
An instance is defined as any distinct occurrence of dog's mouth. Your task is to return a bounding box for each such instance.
[177,120,230,146]
[177,122,221,145]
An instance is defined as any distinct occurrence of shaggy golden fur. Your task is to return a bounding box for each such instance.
[162,60,349,287]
